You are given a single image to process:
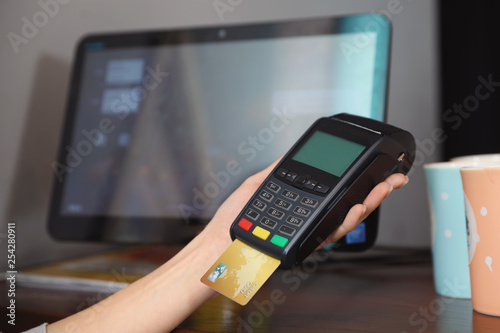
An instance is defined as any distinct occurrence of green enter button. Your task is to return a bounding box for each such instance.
[271,234,289,248]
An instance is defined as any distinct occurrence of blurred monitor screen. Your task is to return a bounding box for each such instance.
[48,14,391,243]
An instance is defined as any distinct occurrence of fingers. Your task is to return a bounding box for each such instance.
[317,203,366,248]
[385,173,409,190]
[317,173,409,249]
[360,173,408,221]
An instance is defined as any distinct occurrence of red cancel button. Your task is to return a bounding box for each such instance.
[238,218,253,231]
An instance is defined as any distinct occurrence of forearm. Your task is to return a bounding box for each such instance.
[47,228,227,333]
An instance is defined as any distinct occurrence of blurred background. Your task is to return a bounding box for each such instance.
[0,0,494,271]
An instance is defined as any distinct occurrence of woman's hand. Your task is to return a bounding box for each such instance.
[200,158,409,256]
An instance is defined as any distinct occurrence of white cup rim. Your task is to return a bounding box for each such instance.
[424,161,480,169]
[451,153,500,162]
[460,165,500,171]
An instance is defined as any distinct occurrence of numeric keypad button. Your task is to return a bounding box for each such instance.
[266,182,281,193]
[279,225,296,237]
[260,217,278,229]
[259,190,274,202]
[286,216,304,227]
[252,199,267,211]
[268,207,285,220]
[293,206,311,217]
[300,197,318,207]
[282,189,299,201]
[246,209,260,220]
[274,199,292,210]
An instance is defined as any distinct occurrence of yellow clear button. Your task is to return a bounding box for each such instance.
[252,226,271,240]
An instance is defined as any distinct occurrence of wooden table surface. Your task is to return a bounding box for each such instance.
[2,247,500,332]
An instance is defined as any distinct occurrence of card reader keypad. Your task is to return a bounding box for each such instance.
[237,178,324,249]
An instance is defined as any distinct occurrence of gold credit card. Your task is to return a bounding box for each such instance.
[201,239,281,305]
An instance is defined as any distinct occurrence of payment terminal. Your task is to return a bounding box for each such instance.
[230,113,415,268]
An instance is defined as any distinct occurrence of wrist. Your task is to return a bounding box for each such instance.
[184,228,230,299]
[197,216,233,257]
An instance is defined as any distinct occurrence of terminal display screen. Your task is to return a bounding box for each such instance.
[292,131,365,177]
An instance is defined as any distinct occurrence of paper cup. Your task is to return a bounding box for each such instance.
[460,166,500,316]
[424,162,471,298]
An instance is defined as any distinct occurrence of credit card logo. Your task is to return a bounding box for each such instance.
[201,239,281,305]
[206,263,228,282]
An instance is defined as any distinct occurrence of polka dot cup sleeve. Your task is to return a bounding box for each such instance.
[460,166,500,317]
